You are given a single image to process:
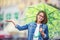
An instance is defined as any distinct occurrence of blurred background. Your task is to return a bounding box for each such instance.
[0,0,60,40]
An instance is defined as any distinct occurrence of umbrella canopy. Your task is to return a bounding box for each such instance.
[23,3,60,39]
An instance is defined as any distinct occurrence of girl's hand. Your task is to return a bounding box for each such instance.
[6,20,16,26]
[40,28,43,32]
[40,28,45,37]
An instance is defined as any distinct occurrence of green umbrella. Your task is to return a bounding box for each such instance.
[23,3,60,39]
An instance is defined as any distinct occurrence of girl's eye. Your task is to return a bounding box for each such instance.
[39,15,44,18]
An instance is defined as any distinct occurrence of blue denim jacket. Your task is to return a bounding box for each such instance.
[15,22,49,40]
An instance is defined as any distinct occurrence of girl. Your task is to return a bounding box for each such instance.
[6,11,49,40]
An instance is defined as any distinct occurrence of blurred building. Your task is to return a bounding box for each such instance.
[0,0,60,40]
[0,0,60,9]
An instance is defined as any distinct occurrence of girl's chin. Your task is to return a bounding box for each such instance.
[39,20,43,22]
[39,19,42,21]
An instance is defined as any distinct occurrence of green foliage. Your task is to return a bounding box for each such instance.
[6,13,11,20]
[0,14,3,21]
[14,12,19,20]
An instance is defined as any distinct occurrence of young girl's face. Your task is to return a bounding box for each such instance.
[37,12,44,22]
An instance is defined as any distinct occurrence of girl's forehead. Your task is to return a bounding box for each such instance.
[39,12,44,16]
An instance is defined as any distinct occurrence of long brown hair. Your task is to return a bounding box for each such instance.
[35,11,48,24]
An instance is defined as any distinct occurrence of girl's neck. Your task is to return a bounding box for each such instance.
[37,21,41,24]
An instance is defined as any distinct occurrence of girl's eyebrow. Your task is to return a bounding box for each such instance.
[39,15,44,17]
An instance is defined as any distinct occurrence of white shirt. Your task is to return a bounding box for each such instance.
[33,24,41,40]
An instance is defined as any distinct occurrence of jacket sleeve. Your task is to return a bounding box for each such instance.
[43,25,49,40]
[15,24,29,31]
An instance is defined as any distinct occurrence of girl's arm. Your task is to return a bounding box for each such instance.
[6,20,29,31]
[40,25,49,40]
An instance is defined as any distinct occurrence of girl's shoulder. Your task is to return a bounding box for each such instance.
[42,24,48,28]
[28,21,36,26]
